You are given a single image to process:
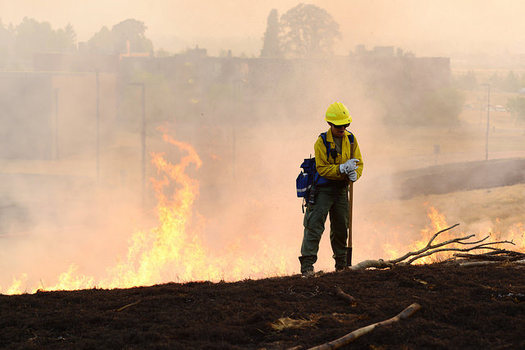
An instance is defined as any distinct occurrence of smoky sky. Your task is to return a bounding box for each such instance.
[2,0,525,56]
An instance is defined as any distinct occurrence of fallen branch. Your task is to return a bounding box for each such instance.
[458,260,502,267]
[116,300,141,312]
[388,224,461,264]
[405,239,514,264]
[307,303,421,350]
[350,259,393,270]
[455,250,525,261]
[351,224,517,270]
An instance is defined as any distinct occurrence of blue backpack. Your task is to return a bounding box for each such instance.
[296,132,354,204]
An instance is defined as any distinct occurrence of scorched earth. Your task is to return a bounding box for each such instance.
[1,263,524,349]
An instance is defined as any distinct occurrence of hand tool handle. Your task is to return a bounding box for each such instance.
[346,139,354,266]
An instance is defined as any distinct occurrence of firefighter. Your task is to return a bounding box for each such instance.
[299,102,364,277]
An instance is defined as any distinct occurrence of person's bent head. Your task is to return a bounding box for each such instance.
[325,102,352,137]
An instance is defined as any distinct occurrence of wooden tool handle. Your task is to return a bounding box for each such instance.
[347,140,354,266]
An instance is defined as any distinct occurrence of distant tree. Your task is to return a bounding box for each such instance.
[14,18,52,58]
[53,23,76,52]
[0,20,11,43]
[506,96,525,122]
[416,88,465,126]
[63,23,77,49]
[488,72,501,89]
[112,19,153,54]
[13,18,76,59]
[502,71,520,92]
[520,73,525,89]
[0,20,13,67]
[379,85,464,127]
[279,3,341,58]
[455,71,478,90]
[87,19,153,54]
[155,48,171,57]
[87,26,114,53]
[260,9,281,58]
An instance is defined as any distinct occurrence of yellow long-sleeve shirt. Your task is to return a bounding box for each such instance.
[314,128,364,181]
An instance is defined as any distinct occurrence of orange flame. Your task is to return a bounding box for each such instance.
[384,206,525,264]
[2,135,523,295]
[2,134,294,294]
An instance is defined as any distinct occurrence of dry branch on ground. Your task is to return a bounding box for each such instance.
[351,224,518,270]
[304,303,421,350]
[455,249,525,266]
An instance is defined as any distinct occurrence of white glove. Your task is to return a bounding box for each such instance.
[348,170,357,182]
[339,158,360,174]
[347,158,360,172]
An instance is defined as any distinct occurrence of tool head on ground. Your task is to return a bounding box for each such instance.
[325,102,352,126]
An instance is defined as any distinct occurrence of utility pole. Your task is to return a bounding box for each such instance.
[96,71,100,181]
[140,83,146,206]
[54,88,59,160]
[129,82,146,206]
[231,78,242,180]
[483,84,491,161]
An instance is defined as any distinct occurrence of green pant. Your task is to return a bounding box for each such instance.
[299,183,349,273]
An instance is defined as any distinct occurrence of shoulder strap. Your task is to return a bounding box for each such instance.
[347,132,354,158]
[347,132,354,144]
[320,132,331,161]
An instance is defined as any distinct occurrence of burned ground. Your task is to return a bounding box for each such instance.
[1,263,524,349]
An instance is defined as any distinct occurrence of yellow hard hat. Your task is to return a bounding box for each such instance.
[325,102,352,125]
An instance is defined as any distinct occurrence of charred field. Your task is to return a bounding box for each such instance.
[1,263,524,350]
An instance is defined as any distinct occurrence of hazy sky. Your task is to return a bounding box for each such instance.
[2,0,525,56]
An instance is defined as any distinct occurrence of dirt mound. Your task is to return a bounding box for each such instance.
[393,158,525,199]
[1,263,524,349]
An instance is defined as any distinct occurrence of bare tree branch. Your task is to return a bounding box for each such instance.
[351,223,519,270]
[389,224,461,264]
[454,235,490,245]
[405,240,514,264]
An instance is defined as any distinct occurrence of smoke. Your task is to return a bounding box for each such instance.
[1,2,524,294]
[4,1,525,56]
[0,56,387,291]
